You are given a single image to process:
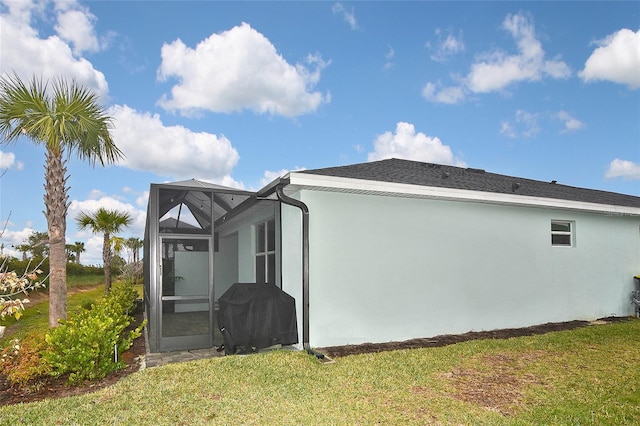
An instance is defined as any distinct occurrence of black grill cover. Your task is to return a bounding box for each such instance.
[217,283,298,354]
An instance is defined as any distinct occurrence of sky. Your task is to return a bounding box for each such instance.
[0,0,639,265]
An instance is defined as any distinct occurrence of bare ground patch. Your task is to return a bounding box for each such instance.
[444,350,549,415]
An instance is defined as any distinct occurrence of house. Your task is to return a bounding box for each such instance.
[143,158,640,353]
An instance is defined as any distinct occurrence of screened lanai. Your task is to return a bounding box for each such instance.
[143,179,255,353]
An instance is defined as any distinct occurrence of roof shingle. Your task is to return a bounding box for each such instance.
[300,158,640,208]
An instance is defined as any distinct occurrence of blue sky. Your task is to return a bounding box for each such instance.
[0,1,639,265]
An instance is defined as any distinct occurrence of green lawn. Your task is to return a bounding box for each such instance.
[0,277,140,341]
[0,285,105,341]
[66,273,105,289]
[2,315,639,425]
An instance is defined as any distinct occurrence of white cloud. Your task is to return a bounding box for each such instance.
[605,159,640,180]
[260,169,291,188]
[368,122,466,166]
[499,110,540,138]
[0,150,24,170]
[0,226,35,259]
[0,0,109,98]
[384,45,395,70]
[332,2,358,30]
[580,28,640,90]
[53,4,101,56]
[86,189,106,200]
[136,191,149,208]
[109,105,243,187]
[466,13,570,93]
[157,22,329,117]
[422,82,466,104]
[425,13,570,104]
[429,29,465,62]
[385,46,395,61]
[499,121,517,139]
[258,167,306,188]
[555,111,584,133]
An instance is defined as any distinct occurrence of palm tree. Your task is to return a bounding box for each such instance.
[65,244,76,263]
[126,237,143,263]
[0,74,121,326]
[76,208,131,294]
[110,236,126,259]
[71,241,85,264]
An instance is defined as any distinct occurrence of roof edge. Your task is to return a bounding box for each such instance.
[287,172,640,216]
[151,179,255,195]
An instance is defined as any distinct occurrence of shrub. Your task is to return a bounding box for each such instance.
[79,297,97,311]
[106,280,139,315]
[0,333,51,387]
[66,262,103,276]
[43,281,145,384]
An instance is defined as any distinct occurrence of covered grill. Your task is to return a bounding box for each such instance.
[217,283,298,354]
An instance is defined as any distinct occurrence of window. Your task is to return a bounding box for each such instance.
[551,221,573,247]
[255,219,276,284]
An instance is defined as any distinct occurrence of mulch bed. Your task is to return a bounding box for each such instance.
[0,310,147,407]
[1,315,631,406]
[319,317,631,358]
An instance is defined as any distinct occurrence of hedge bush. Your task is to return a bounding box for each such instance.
[43,281,145,384]
[3,258,103,277]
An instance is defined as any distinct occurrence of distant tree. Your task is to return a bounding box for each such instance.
[15,244,31,261]
[76,208,131,294]
[125,237,143,263]
[0,74,121,327]
[27,231,49,258]
[65,245,76,263]
[70,241,85,264]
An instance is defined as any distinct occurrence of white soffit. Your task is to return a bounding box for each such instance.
[287,172,640,217]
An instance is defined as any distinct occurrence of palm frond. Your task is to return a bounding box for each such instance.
[51,77,123,166]
[0,74,50,146]
[0,73,123,164]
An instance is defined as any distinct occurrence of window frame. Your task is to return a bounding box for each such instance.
[255,218,276,284]
[551,220,574,247]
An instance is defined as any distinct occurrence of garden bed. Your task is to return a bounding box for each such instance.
[319,317,630,358]
[0,309,146,406]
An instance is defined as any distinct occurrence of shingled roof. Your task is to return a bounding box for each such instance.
[299,158,640,208]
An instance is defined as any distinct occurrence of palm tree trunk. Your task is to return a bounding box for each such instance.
[44,150,69,327]
[103,232,111,293]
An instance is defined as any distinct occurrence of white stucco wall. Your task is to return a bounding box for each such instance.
[214,233,239,300]
[289,189,639,348]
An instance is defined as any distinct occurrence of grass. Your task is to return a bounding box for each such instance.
[0,276,141,341]
[1,314,639,424]
[66,273,105,289]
